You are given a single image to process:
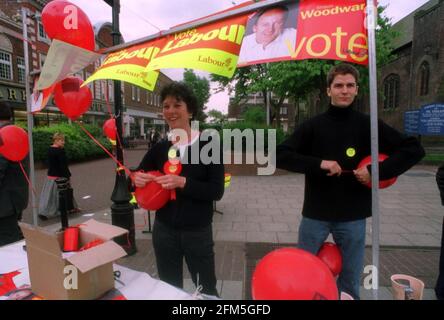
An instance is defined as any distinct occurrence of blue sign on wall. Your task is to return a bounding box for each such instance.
[419,104,444,136]
[404,110,420,135]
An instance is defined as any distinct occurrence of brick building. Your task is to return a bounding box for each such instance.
[0,1,171,138]
[0,0,50,122]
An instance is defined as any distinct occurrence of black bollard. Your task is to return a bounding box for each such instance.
[56,177,70,230]
[111,170,136,255]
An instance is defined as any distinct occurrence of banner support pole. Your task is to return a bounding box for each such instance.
[366,0,380,300]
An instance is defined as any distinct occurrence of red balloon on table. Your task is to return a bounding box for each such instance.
[103,118,117,140]
[134,171,171,211]
[54,77,92,120]
[357,153,397,189]
[317,242,343,277]
[41,0,95,51]
[252,247,338,300]
[0,125,29,162]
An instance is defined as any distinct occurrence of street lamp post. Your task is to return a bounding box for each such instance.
[104,0,136,255]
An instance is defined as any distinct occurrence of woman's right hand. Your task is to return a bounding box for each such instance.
[132,171,156,188]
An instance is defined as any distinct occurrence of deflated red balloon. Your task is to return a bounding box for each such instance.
[0,125,29,162]
[54,77,92,120]
[357,153,397,189]
[134,171,171,211]
[41,0,95,51]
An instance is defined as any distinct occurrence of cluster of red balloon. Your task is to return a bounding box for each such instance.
[251,248,338,300]
[42,0,95,51]
[357,154,397,189]
[40,1,96,120]
[0,125,29,162]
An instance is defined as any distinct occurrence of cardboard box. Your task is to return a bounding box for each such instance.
[19,219,128,300]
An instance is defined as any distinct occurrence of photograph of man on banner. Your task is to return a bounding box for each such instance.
[238,3,298,66]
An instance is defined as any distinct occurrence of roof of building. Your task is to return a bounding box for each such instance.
[391,0,440,49]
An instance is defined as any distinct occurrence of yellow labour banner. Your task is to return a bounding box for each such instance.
[145,16,248,78]
[83,39,166,91]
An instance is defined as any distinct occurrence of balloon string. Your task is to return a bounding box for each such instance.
[19,161,37,196]
[76,121,131,176]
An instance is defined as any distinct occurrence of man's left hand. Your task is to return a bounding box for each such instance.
[353,166,370,185]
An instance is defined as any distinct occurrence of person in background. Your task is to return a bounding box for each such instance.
[276,63,425,299]
[38,132,80,219]
[132,82,224,296]
[148,128,160,149]
[0,101,29,246]
[435,164,444,300]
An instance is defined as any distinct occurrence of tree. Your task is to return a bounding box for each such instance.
[182,69,210,122]
[243,106,266,124]
[207,109,227,124]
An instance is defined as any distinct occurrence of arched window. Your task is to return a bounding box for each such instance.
[383,74,400,109]
[418,61,430,96]
[0,34,13,81]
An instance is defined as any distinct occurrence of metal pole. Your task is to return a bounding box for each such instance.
[266,63,271,126]
[366,0,380,300]
[106,0,136,255]
[22,7,38,226]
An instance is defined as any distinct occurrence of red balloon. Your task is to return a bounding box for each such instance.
[135,171,171,211]
[41,0,95,51]
[54,77,92,120]
[317,242,343,277]
[252,248,338,300]
[357,154,397,189]
[0,125,29,162]
[103,118,116,140]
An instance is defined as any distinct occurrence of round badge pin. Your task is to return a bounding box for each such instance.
[168,147,178,159]
[346,147,356,158]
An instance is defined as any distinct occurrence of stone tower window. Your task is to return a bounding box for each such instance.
[383,74,400,109]
[418,61,430,96]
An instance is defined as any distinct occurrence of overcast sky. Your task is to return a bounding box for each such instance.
[69,0,430,113]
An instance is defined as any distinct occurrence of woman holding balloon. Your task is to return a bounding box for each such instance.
[132,82,224,297]
[0,102,29,246]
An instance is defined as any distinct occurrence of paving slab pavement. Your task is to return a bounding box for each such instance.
[34,163,443,300]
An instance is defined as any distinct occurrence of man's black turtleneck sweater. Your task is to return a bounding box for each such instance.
[276,104,425,221]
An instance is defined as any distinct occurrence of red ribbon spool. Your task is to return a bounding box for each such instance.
[63,227,80,252]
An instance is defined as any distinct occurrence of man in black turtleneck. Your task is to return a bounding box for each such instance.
[276,63,425,299]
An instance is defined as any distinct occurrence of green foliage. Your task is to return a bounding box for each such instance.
[198,121,286,153]
[242,106,266,124]
[183,69,211,122]
[32,123,112,163]
[207,109,227,124]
